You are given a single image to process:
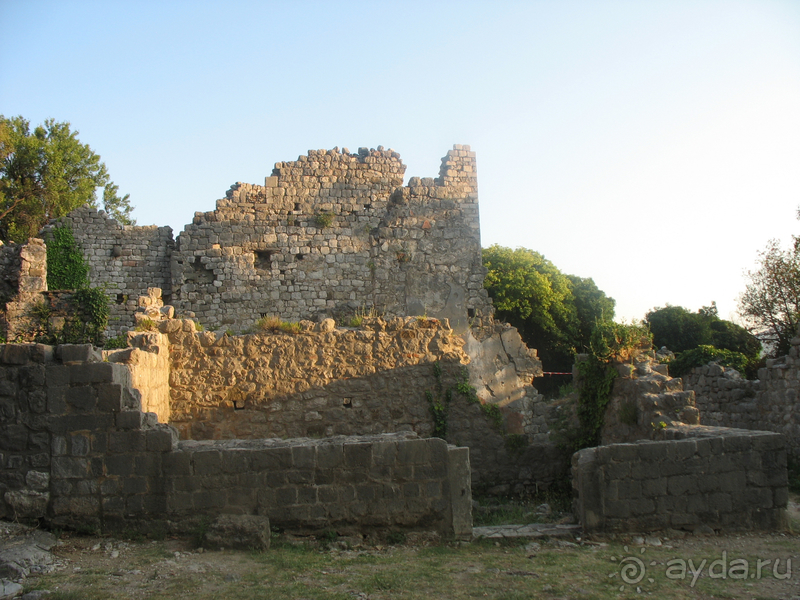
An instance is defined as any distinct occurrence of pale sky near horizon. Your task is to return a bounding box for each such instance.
[1,0,799,323]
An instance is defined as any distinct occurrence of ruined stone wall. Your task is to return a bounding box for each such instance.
[0,243,24,304]
[164,316,468,441]
[572,426,788,533]
[0,343,472,537]
[682,332,800,459]
[170,145,491,333]
[158,315,561,493]
[1,239,48,341]
[40,207,174,336]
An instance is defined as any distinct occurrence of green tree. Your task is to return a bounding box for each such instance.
[646,303,760,358]
[646,305,711,352]
[482,245,615,385]
[0,116,134,242]
[568,274,616,351]
[738,236,800,357]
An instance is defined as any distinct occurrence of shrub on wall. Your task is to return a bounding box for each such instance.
[33,224,110,345]
[667,345,749,378]
[46,225,90,290]
[554,320,651,453]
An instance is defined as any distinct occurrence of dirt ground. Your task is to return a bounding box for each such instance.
[11,497,800,600]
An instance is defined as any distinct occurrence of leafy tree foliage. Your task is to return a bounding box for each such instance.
[738,234,800,358]
[646,303,760,359]
[668,345,749,379]
[482,245,616,380]
[0,116,134,242]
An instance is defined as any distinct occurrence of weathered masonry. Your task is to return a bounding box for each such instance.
[0,343,472,537]
[572,426,788,533]
[40,145,492,336]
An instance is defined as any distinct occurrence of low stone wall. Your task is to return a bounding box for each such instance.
[572,426,788,533]
[0,343,471,538]
[154,315,563,495]
[682,332,800,458]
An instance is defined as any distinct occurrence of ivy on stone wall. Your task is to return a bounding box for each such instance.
[555,320,652,453]
[46,225,90,290]
[426,362,451,438]
[34,224,110,345]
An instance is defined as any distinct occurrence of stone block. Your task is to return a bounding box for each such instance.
[66,386,97,411]
[102,495,125,516]
[221,451,249,474]
[667,474,698,496]
[0,425,28,452]
[47,386,67,414]
[192,450,222,476]
[191,490,227,510]
[297,486,318,505]
[108,430,146,454]
[116,410,145,430]
[641,478,667,497]
[162,452,191,476]
[51,456,89,479]
[722,434,752,453]
[60,344,102,364]
[146,427,178,453]
[1,344,31,365]
[291,445,316,469]
[28,452,49,468]
[25,470,49,491]
[275,486,297,505]
[316,443,343,469]
[69,362,118,385]
[286,469,314,485]
[3,489,49,519]
[744,487,773,509]
[69,433,91,456]
[96,384,124,412]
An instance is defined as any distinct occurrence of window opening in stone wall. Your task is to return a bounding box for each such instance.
[254,250,274,271]
[190,257,215,284]
[295,253,304,261]
[294,203,301,211]
[468,308,476,319]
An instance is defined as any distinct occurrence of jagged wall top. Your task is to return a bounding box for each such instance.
[172,144,488,332]
[35,145,489,335]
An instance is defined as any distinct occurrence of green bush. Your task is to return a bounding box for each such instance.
[668,345,749,378]
[46,225,89,290]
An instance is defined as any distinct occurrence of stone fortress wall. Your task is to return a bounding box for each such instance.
[0,143,794,536]
[0,343,471,537]
[109,296,567,497]
[681,332,800,459]
[41,145,491,336]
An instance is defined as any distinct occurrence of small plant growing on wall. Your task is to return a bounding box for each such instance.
[254,315,302,334]
[135,318,157,332]
[314,212,333,228]
[555,320,652,453]
[426,362,451,439]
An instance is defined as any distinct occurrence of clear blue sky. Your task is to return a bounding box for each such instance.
[2,0,799,323]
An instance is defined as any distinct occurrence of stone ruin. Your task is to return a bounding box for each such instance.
[0,145,792,542]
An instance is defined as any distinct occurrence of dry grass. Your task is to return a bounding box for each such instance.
[23,518,800,600]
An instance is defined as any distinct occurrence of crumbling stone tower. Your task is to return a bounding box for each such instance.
[42,145,491,335]
[171,145,491,333]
